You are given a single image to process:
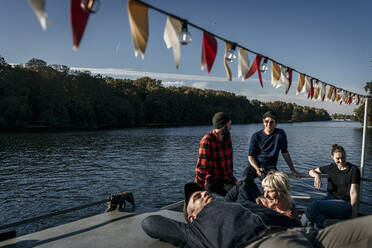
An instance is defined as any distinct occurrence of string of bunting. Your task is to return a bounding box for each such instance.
[28,0,369,105]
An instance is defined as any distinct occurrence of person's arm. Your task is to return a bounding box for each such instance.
[141,215,188,247]
[309,167,322,189]
[195,137,212,188]
[248,155,262,177]
[350,183,359,218]
[282,152,301,178]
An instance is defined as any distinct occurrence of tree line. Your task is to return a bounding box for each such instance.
[0,56,333,129]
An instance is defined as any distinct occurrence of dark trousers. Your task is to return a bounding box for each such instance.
[242,165,277,198]
[206,179,235,196]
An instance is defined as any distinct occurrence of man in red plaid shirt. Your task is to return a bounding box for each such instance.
[195,112,237,196]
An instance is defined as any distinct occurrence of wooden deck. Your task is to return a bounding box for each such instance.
[0,209,185,248]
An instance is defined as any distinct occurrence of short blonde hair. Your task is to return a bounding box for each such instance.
[262,171,290,195]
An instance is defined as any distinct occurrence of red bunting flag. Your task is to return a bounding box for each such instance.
[70,0,90,50]
[245,55,263,87]
[201,32,217,74]
[308,78,314,99]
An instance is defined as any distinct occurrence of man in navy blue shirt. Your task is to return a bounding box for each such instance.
[243,111,301,197]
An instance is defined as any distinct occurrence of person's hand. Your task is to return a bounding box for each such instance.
[256,168,262,177]
[291,170,301,179]
[314,175,322,189]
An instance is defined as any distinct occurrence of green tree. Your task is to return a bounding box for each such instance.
[354,81,372,123]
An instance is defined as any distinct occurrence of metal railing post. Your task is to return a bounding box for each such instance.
[360,97,369,202]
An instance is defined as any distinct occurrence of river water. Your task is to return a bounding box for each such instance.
[0,121,371,236]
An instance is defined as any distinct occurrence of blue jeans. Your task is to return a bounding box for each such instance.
[305,193,351,228]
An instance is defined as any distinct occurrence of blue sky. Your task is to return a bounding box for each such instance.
[1,0,371,114]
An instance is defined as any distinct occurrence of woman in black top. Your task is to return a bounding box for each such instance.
[304,144,361,228]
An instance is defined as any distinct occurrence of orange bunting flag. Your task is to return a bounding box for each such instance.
[296,73,305,95]
[128,0,148,59]
[201,32,217,74]
[224,42,232,81]
[326,85,334,101]
[245,55,263,87]
[313,81,319,100]
[28,0,47,30]
[320,83,326,101]
[238,48,250,81]
[271,62,292,94]
[164,16,182,68]
[70,0,90,50]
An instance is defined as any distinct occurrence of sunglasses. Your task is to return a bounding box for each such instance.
[264,120,275,125]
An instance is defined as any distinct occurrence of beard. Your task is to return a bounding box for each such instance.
[221,126,230,142]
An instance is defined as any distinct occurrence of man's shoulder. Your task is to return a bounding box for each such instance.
[201,131,216,142]
[252,129,264,137]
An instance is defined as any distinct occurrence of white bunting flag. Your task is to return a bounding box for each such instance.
[319,83,326,101]
[238,48,249,81]
[163,16,182,69]
[28,0,47,30]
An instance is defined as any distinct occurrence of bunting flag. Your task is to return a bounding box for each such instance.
[356,95,361,105]
[308,78,314,99]
[271,62,292,94]
[70,0,90,50]
[271,61,281,87]
[224,42,232,81]
[296,73,305,95]
[128,0,148,59]
[285,68,293,94]
[347,93,352,104]
[238,48,249,81]
[245,55,263,87]
[313,81,319,100]
[320,83,326,101]
[28,0,47,31]
[333,88,339,102]
[163,16,182,69]
[304,76,311,96]
[201,32,217,74]
[327,85,334,101]
[360,97,366,106]
[341,90,347,103]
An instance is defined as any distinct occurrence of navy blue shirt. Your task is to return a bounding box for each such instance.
[248,128,288,168]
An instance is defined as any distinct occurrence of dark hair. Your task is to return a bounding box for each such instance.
[331,144,346,157]
[262,111,277,121]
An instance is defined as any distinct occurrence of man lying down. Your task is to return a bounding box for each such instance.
[141,182,372,248]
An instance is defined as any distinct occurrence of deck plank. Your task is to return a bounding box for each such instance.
[0,209,185,248]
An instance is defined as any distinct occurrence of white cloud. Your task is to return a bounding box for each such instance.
[192,82,208,89]
[162,81,186,87]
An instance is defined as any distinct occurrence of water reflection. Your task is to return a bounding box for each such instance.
[0,121,370,236]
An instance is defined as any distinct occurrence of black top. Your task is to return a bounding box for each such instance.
[319,162,361,202]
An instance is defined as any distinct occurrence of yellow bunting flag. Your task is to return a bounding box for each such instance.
[128,0,148,59]
[238,48,249,81]
[28,0,47,30]
[313,81,319,100]
[304,76,311,95]
[296,73,305,95]
[271,61,281,87]
[224,42,233,81]
[163,16,182,69]
[327,85,334,101]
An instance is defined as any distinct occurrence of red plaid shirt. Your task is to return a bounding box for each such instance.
[195,130,237,188]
